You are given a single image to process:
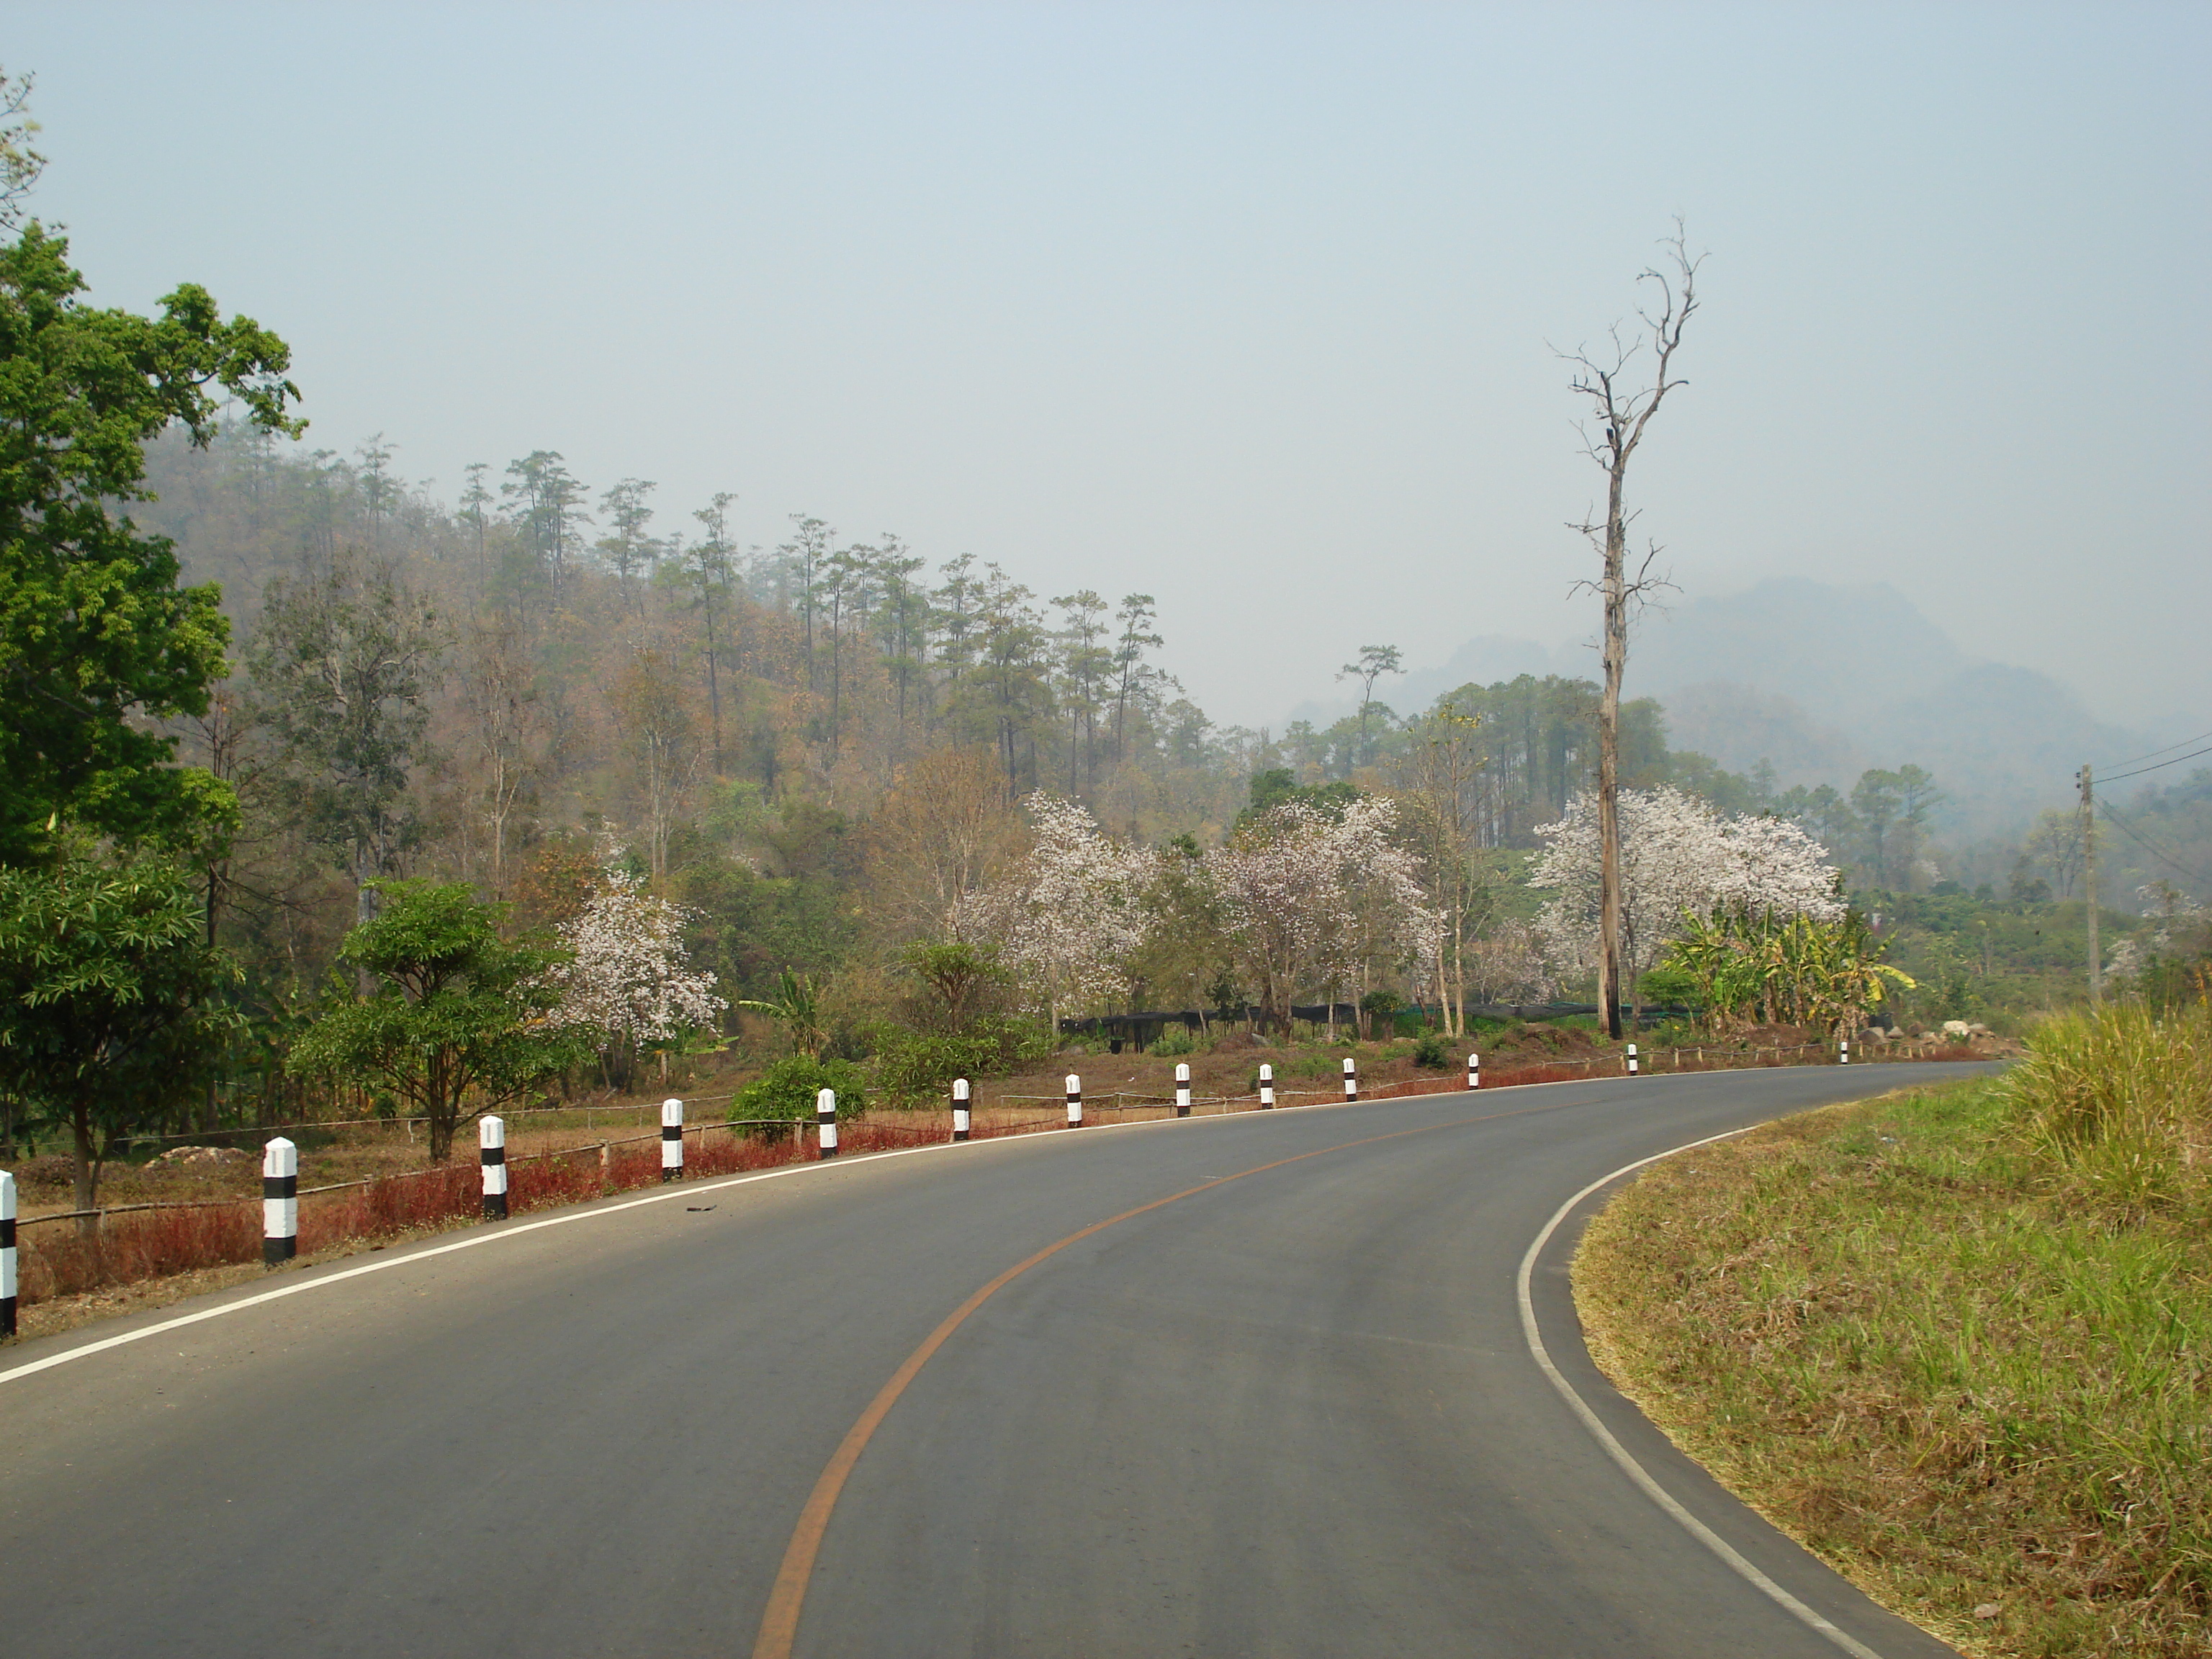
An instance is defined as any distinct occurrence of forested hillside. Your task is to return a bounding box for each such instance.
[135,423,2206,1053]
[130,426,1749,998]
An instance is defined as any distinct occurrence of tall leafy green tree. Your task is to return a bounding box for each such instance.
[246,554,438,922]
[872,537,929,745]
[0,223,302,863]
[820,539,876,760]
[948,565,1053,786]
[595,475,657,615]
[778,514,833,689]
[1052,589,1110,797]
[457,460,493,584]
[688,491,738,768]
[1109,593,1162,762]
[1336,644,1403,768]
[0,848,238,1213]
[292,879,583,1162]
[354,433,398,546]
[500,451,589,600]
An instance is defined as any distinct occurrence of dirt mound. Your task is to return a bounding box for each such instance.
[1736,1023,1812,1046]
[151,1145,253,1168]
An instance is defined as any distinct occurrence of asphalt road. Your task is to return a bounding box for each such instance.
[0,1065,1979,1658]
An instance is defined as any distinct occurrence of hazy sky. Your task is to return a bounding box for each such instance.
[10,2,2206,730]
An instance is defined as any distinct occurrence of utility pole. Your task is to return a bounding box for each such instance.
[2077,763,2100,1003]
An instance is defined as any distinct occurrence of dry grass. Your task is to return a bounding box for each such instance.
[1575,1073,2212,1658]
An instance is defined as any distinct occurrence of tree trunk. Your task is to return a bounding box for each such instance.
[71,1102,99,1227]
[704,593,724,774]
[1596,464,1627,1041]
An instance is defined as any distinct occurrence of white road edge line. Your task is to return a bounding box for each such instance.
[5,1076,1588,1388]
[6,1067,1874,1390]
[1516,1125,1890,1659]
[0,1108,1203,1386]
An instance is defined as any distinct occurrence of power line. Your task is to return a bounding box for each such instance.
[2098,743,2212,786]
[2099,727,2212,773]
[2097,800,2212,893]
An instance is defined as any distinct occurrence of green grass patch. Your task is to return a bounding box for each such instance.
[1575,1064,2212,1657]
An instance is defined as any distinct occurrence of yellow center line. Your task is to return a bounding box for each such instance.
[750,1097,1572,1659]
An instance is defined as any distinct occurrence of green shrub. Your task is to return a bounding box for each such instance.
[730,1056,867,1133]
[872,1017,1051,1107]
[1411,1032,1449,1069]
[1635,963,1699,1006]
[1150,1023,1197,1057]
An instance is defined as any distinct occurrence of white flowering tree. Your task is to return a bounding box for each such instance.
[1331,796,1443,1033]
[1208,795,1439,1036]
[1530,786,1841,1003]
[962,793,1154,1033]
[1462,920,1555,1009]
[541,868,727,1087]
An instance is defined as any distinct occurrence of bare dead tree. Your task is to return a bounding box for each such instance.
[1557,221,1702,1039]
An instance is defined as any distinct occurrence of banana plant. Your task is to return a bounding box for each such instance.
[733,968,827,1058]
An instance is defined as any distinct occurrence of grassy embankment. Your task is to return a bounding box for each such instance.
[1576,1003,2211,1658]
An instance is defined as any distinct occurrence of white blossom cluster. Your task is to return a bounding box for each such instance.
[1529,787,1843,986]
[1461,920,1555,1006]
[963,793,1154,1027]
[960,791,1439,1030]
[2107,881,2208,985]
[1209,796,1441,1020]
[541,868,727,1046]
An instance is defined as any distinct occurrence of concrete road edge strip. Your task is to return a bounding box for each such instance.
[1516,1127,1891,1659]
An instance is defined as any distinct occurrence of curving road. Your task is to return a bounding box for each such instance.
[0,1066,1978,1658]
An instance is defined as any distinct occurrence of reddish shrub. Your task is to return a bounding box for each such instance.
[837,1120,948,1154]
[18,1203,262,1303]
[1485,1063,1583,1088]
[971,1116,1061,1141]
[300,1162,480,1251]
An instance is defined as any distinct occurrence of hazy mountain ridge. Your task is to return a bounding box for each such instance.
[1290,579,2148,842]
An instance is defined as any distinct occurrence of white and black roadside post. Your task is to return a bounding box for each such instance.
[817,1088,840,1159]
[1839,1035,1851,1066]
[1065,1074,1083,1129]
[661,1097,685,1182]
[1,1169,17,1337]
[951,1078,971,1142]
[1259,1064,1275,1108]
[1467,1051,1481,1090]
[1175,1062,1192,1118]
[1625,1043,1640,1078]
[1343,1056,1358,1103]
[480,1118,508,1220]
[262,1136,298,1265]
